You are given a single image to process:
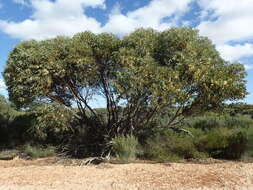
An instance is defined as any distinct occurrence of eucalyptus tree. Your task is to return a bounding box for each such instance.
[116,28,247,132]
[4,27,247,140]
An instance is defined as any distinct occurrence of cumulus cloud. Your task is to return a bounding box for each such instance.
[0,0,193,39]
[0,0,105,40]
[103,0,193,35]
[217,43,253,62]
[197,0,253,45]
[196,0,253,68]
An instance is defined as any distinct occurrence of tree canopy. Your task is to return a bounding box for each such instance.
[4,27,247,136]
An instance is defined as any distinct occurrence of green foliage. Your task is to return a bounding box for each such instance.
[195,127,247,159]
[0,95,20,129]
[244,127,253,158]
[111,134,139,163]
[224,103,253,117]
[187,113,253,130]
[30,103,76,139]
[4,27,247,139]
[185,114,251,159]
[0,95,35,147]
[142,114,252,161]
[223,116,253,128]
[118,28,246,118]
[23,144,57,158]
[2,28,249,158]
[0,96,76,148]
[144,129,205,162]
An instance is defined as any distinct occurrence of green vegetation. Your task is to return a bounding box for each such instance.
[1,94,253,161]
[189,114,252,160]
[111,134,139,163]
[0,27,252,162]
[23,144,57,159]
[194,127,247,159]
[143,129,204,162]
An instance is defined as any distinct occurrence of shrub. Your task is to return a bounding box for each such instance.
[242,127,253,159]
[0,111,36,148]
[195,127,247,159]
[111,134,139,163]
[187,114,253,130]
[185,113,252,160]
[187,115,225,130]
[223,116,253,129]
[23,144,57,158]
[143,129,205,162]
[226,129,248,159]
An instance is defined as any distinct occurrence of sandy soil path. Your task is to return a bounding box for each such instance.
[0,158,252,190]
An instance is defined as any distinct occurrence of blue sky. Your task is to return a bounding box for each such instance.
[0,0,253,104]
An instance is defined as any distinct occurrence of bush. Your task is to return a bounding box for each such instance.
[187,114,253,130]
[187,115,225,130]
[111,134,139,163]
[0,96,22,147]
[195,127,247,159]
[242,127,253,159]
[143,129,206,162]
[223,116,253,129]
[185,114,252,160]
[0,111,36,148]
[23,144,57,158]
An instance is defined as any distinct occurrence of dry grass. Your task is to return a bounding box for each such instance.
[0,158,252,190]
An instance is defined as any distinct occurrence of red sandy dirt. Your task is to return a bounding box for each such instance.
[0,158,252,190]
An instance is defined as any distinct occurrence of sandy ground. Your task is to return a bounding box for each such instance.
[0,158,252,190]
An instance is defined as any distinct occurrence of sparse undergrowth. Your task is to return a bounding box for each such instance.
[22,144,57,159]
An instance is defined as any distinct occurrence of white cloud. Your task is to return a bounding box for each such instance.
[1,0,193,39]
[196,0,253,63]
[0,3,3,9]
[197,0,253,45]
[0,0,105,40]
[103,0,193,35]
[217,43,253,62]
[0,79,6,92]
[244,64,253,71]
